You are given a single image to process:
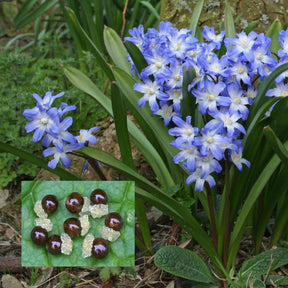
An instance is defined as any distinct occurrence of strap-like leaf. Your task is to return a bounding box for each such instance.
[0,142,82,180]
[189,0,204,36]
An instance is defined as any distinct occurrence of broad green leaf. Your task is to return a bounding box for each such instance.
[224,0,236,39]
[267,275,288,286]
[0,141,81,181]
[21,181,135,267]
[103,26,131,74]
[15,0,58,29]
[189,0,204,36]
[266,18,282,56]
[239,248,288,277]
[62,65,176,189]
[154,246,215,283]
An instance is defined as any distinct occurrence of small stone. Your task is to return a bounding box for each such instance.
[34,217,53,232]
[82,234,94,258]
[79,214,90,236]
[34,200,47,218]
[100,226,120,242]
[61,233,73,255]
[89,204,108,218]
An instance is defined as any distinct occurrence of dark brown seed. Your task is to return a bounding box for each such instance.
[105,212,123,231]
[46,235,62,255]
[91,238,109,259]
[90,189,108,205]
[41,194,58,214]
[31,226,48,246]
[65,192,84,213]
[63,218,82,238]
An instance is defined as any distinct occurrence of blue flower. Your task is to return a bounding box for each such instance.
[42,116,76,150]
[134,78,168,112]
[195,127,229,161]
[43,143,83,169]
[202,26,225,49]
[192,81,230,114]
[23,107,60,142]
[186,167,216,191]
[33,91,65,111]
[169,116,199,148]
[76,127,99,144]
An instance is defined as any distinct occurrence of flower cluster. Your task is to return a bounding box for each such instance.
[126,22,287,191]
[23,91,98,169]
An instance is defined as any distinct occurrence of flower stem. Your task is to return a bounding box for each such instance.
[223,158,232,268]
[205,183,218,249]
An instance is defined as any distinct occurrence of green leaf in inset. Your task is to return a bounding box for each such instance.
[154,246,215,283]
[21,181,135,267]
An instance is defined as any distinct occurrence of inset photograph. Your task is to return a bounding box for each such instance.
[21,181,135,267]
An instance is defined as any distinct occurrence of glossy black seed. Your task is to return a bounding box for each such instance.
[105,212,123,231]
[31,226,48,246]
[91,238,109,259]
[63,217,82,238]
[46,235,62,255]
[41,194,58,214]
[90,189,108,205]
[65,192,84,213]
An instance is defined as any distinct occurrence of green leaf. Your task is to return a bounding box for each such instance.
[266,18,282,56]
[189,0,204,36]
[76,147,219,265]
[15,0,58,29]
[103,26,131,75]
[224,0,236,39]
[154,246,215,283]
[63,65,176,189]
[21,181,135,267]
[111,83,134,169]
[140,1,160,20]
[245,62,288,141]
[264,126,288,168]
[64,7,114,80]
[14,0,38,24]
[124,41,148,77]
[244,21,259,34]
[111,66,180,185]
[0,141,81,181]
[227,139,288,268]
[239,248,288,278]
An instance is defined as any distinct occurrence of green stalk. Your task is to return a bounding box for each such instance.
[223,159,231,268]
[205,183,218,250]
